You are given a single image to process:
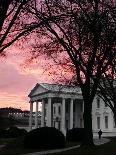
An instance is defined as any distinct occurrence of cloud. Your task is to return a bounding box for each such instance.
[0,47,58,110]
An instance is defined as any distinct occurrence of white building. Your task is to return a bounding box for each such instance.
[28,83,116,136]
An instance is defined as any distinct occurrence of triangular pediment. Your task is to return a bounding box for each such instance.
[28,83,48,97]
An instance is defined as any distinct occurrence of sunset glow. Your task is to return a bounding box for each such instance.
[0,47,55,111]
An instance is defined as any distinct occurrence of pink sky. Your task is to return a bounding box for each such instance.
[0,41,73,111]
[0,47,54,111]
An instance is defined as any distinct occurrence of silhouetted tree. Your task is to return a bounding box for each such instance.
[27,0,116,146]
[0,0,51,53]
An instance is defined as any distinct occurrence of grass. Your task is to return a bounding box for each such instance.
[49,138,116,155]
[0,137,80,155]
[0,137,116,155]
[0,137,37,155]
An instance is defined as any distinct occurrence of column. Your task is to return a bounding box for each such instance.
[41,99,45,127]
[35,101,38,128]
[47,97,52,127]
[82,100,84,128]
[70,98,73,129]
[29,101,33,131]
[61,98,66,135]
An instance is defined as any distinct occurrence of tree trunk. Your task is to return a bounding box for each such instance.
[82,98,94,146]
[113,104,116,127]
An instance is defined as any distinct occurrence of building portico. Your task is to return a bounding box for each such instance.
[28,83,83,135]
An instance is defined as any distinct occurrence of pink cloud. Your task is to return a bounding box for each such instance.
[0,53,52,110]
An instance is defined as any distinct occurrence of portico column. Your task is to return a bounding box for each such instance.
[70,99,73,129]
[47,97,52,127]
[29,101,33,131]
[61,98,66,135]
[41,99,45,127]
[35,101,38,128]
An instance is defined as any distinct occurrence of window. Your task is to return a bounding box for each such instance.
[97,117,100,129]
[53,107,56,114]
[66,120,68,130]
[80,104,83,112]
[105,116,108,129]
[58,106,61,115]
[97,97,100,108]
[66,104,69,113]
[53,121,55,127]
[113,117,116,128]
[80,118,83,128]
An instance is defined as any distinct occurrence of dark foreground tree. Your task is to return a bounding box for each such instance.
[27,0,116,146]
[0,0,53,53]
[0,0,30,53]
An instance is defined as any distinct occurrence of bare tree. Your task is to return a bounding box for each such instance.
[0,0,54,53]
[27,0,116,146]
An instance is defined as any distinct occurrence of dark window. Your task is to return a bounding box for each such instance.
[97,97,100,108]
[114,117,116,128]
[73,103,76,112]
[80,104,83,112]
[53,121,55,127]
[54,107,56,114]
[105,116,108,129]
[58,106,61,115]
[97,117,100,129]
[66,104,68,113]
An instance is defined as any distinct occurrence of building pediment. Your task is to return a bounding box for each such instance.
[28,83,81,98]
[28,83,48,97]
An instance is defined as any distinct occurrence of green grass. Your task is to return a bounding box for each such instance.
[0,137,116,155]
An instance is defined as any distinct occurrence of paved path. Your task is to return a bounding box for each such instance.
[21,138,110,155]
[93,137,110,146]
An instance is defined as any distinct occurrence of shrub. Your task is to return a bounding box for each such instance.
[24,127,66,149]
[0,126,27,138]
[66,128,85,142]
[7,127,27,138]
[0,129,8,138]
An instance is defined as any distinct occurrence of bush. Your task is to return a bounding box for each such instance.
[7,127,27,138]
[24,127,66,149]
[66,128,85,142]
[0,129,8,138]
[0,126,27,138]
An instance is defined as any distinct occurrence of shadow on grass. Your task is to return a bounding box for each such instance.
[0,137,116,155]
[0,136,80,155]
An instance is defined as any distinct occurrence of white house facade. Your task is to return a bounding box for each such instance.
[28,83,116,136]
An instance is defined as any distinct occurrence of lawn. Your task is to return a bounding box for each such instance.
[0,137,116,155]
[0,137,80,155]
[49,138,116,155]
